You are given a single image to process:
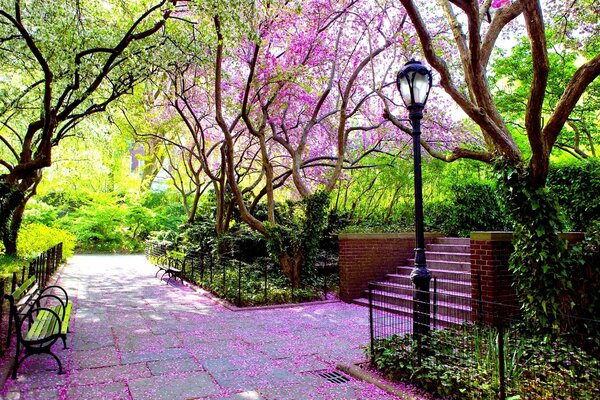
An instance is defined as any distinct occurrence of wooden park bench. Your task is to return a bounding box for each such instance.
[4,275,72,379]
[154,256,184,285]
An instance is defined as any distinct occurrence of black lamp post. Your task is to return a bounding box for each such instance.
[396,59,433,337]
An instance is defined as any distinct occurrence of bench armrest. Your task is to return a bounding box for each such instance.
[40,285,69,306]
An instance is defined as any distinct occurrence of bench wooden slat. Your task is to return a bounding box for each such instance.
[12,276,36,301]
[25,310,50,341]
[49,303,72,334]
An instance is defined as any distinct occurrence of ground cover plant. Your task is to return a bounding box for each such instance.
[370,324,600,400]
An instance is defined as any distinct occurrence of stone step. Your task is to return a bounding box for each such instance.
[426,251,471,263]
[434,237,470,245]
[396,266,471,282]
[426,243,470,253]
[380,274,472,295]
[405,259,471,272]
[367,290,471,320]
[353,297,472,328]
[368,282,471,307]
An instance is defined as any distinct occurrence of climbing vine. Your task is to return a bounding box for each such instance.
[494,160,571,331]
[265,191,330,285]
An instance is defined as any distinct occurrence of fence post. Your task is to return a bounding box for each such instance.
[7,272,17,347]
[368,283,375,365]
[477,273,484,324]
[237,260,242,307]
[209,252,213,285]
[433,277,438,330]
[0,278,4,353]
[498,323,506,400]
[222,258,226,295]
[200,252,205,285]
[28,259,35,279]
[264,262,268,303]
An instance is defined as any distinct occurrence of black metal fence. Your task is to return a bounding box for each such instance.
[369,272,473,340]
[0,243,64,354]
[145,241,339,307]
[368,273,600,400]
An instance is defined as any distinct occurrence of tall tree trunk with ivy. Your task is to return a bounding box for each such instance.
[0,183,26,255]
[495,161,572,330]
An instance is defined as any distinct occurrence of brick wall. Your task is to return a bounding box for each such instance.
[470,231,584,326]
[338,233,440,302]
[470,232,516,326]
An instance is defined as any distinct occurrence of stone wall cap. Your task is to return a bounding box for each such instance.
[470,231,514,241]
[338,232,442,240]
[471,231,584,242]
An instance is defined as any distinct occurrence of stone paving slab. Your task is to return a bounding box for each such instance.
[0,255,403,400]
[128,372,220,400]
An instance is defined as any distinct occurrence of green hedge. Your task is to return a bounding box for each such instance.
[548,159,600,231]
[17,223,75,260]
[425,180,511,237]
[0,223,75,279]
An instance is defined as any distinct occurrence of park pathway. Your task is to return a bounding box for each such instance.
[1,255,404,400]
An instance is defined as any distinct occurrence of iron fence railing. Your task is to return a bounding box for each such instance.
[0,243,64,354]
[145,240,339,307]
[368,272,600,400]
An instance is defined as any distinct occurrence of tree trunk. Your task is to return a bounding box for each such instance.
[0,182,27,256]
[279,252,302,287]
[496,161,571,330]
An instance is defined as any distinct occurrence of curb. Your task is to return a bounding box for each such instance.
[180,279,341,312]
[337,363,424,400]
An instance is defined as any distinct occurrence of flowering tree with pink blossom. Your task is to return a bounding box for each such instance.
[151,0,478,283]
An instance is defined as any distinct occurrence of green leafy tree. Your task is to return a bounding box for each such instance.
[0,0,179,254]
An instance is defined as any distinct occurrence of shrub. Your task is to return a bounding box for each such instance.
[548,159,600,231]
[425,180,511,236]
[17,223,75,260]
[370,325,600,400]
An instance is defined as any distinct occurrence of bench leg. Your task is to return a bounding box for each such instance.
[47,350,64,375]
[61,334,68,349]
[12,341,21,379]
[159,270,168,281]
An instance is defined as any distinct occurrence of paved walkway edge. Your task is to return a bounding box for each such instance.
[337,363,421,400]
[182,279,341,311]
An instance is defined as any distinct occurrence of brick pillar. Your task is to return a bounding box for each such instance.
[470,232,517,326]
[470,231,584,326]
[338,233,440,302]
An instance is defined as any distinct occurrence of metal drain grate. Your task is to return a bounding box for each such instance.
[317,371,351,384]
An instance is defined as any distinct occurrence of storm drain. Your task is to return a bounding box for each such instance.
[317,371,351,384]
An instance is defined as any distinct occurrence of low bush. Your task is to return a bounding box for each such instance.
[370,324,599,400]
[23,189,187,253]
[548,159,600,231]
[17,223,75,261]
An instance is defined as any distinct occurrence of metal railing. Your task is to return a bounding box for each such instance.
[145,240,339,307]
[368,273,600,400]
